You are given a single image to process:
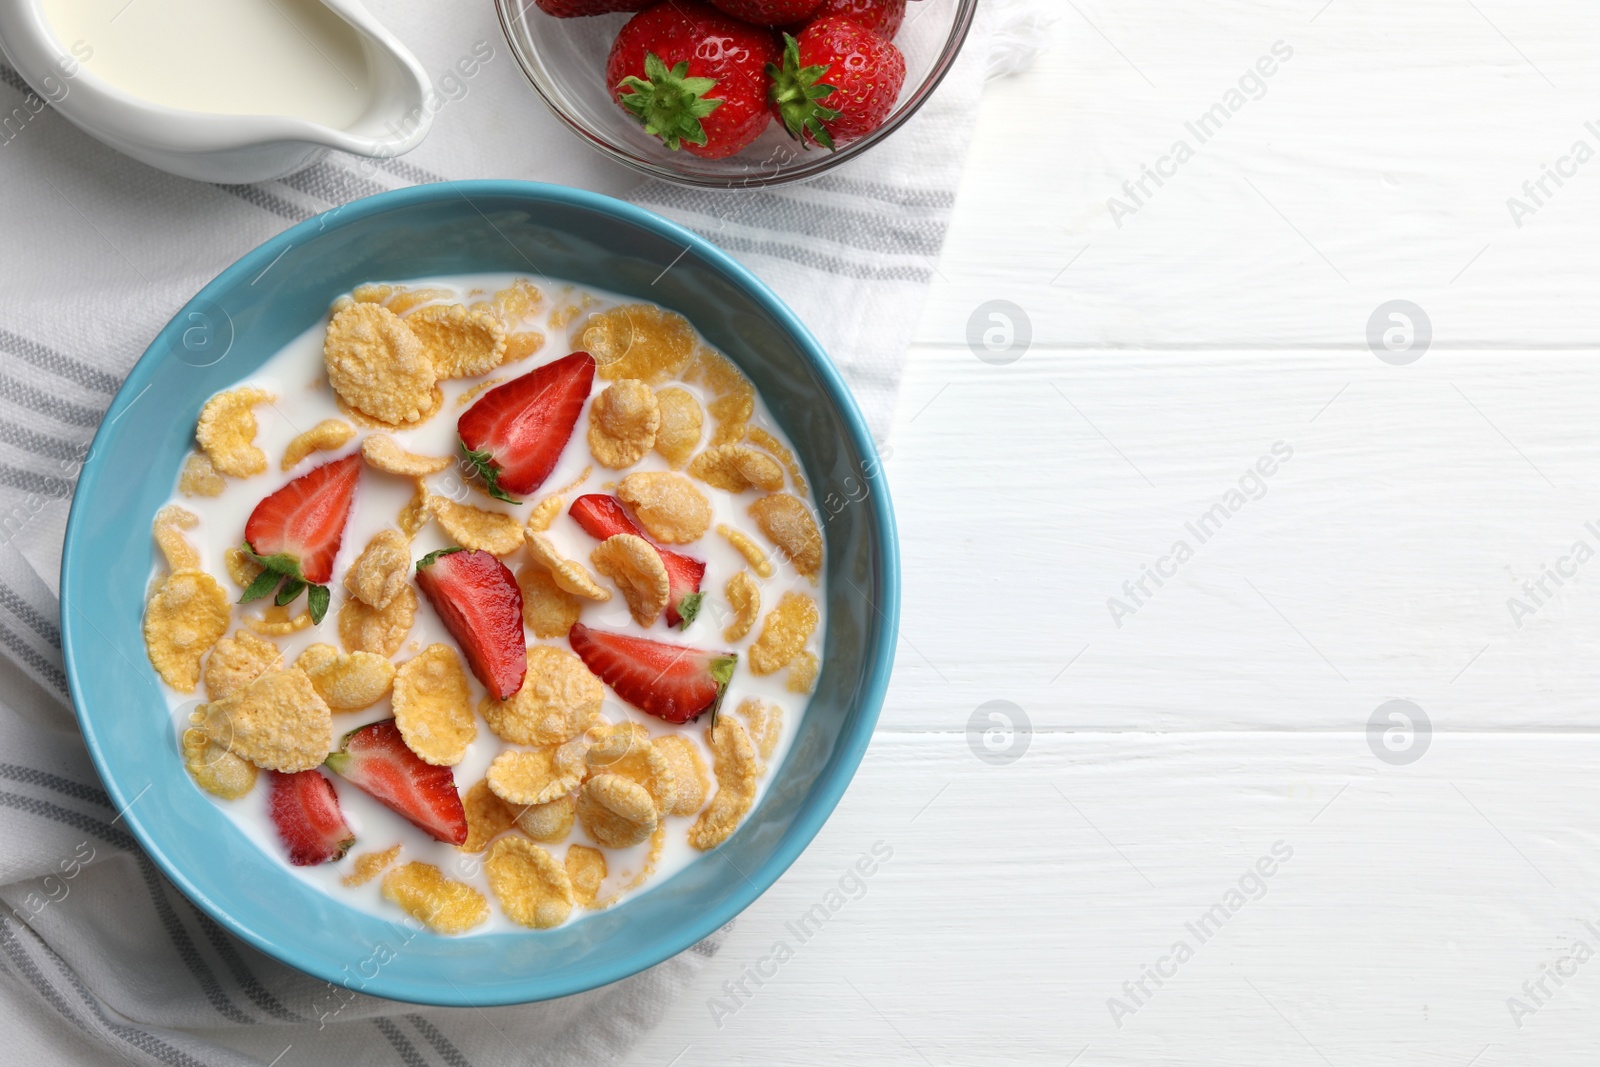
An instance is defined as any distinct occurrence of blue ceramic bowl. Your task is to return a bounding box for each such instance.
[60,180,899,1006]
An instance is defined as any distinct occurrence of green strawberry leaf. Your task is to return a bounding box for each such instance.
[307,584,331,625]
[458,438,521,504]
[238,566,282,604]
[767,33,840,151]
[274,578,307,607]
[705,653,738,728]
[617,51,724,151]
[241,543,305,581]
[675,592,704,628]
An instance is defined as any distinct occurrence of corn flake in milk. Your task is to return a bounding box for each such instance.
[141,276,826,933]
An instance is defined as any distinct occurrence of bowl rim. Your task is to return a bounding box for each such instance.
[494,0,980,188]
[59,179,901,1005]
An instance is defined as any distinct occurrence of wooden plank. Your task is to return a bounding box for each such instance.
[625,731,1600,1066]
[921,1,1600,349]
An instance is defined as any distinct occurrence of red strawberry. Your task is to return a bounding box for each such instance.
[709,0,824,26]
[536,0,652,16]
[324,720,469,846]
[240,453,360,623]
[569,494,707,628]
[414,548,527,700]
[787,0,904,38]
[568,622,735,724]
[457,352,594,502]
[607,2,780,159]
[769,19,905,148]
[268,769,355,866]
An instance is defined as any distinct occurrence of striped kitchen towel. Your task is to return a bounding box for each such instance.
[0,0,1051,1063]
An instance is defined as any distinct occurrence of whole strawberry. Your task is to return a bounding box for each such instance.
[708,0,824,27]
[768,18,905,148]
[607,2,780,159]
[787,0,905,39]
[535,0,652,16]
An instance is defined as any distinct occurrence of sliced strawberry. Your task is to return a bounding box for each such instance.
[569,494,707,627]
[457,352,595,502]
[568,622,735,724]
[267,769,355,866]
[414,547,527,699]
[240,453,360,622]
[323,719,468,846]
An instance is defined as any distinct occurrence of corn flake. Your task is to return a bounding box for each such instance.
[749,493,823,579]
[181,727,257,800]
[487,740,587,806]
[653,735,709,816]
[381,862,488,935]
[565,845,607,907]
[723,571,760,642]
[153,505,201,573]
[515,563,583,638]
[431,496,523,555]
[515,795,576,843]
[745,427,807,496]
[398,478,431,538]
[738,697,782,766]
[385,287,456,317]
[196,386,275,478]
[653,387,703,468]
[587,722,677,816]
[342,845,400,887]
[582,305,695,384]
[749,592,819,676]
[204,631,282,701]
[483,646,603,745]
[409,303,508,380]
[462,779,521,853]
[493,279,544,323]
[361,433,452,477]
[505,331,545,362]
[525,495,563,533]
[344,528,411,610]
[717,524,774,579]
[337,387,443,430]
[525,532,611,601]
[587,379,659,469]
[591,535,670,626]
[245,604,313,636]
[577,773,658,848]
[144,571,230,692]
[281,419,354,471]
[223,547,264,590]
[200,667,332,772]
[298,644,396,711]
[485,835,574,929]
[617,472,710,544]
[337,584,417,656]
[689,717,758,850]
[324,302,438,425]
[689,444,784,494]
[787,651,819,695]
[392,643,476,765]
[179,451,225,497]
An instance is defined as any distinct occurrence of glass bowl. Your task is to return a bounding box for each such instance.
[496,0,979,187]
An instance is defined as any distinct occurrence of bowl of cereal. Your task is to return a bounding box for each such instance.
[60,180,898,1005]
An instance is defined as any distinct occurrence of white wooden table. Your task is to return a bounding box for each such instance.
[625,4,1600,1063]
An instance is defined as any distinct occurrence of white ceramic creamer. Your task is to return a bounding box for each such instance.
[0,0,433,182]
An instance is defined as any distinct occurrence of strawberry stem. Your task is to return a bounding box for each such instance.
[416,547,465,570]
[767,33,840,151]
[617,52,723,151]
